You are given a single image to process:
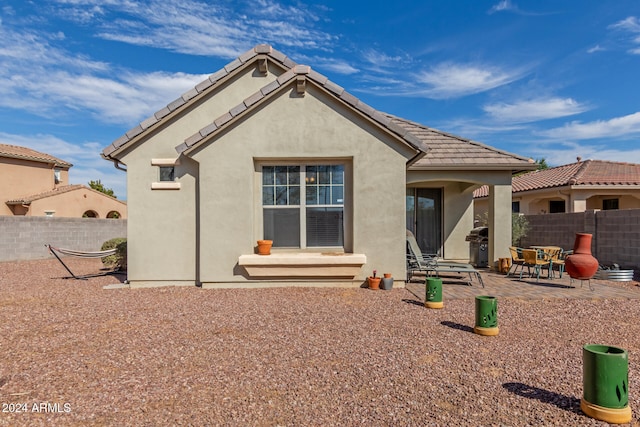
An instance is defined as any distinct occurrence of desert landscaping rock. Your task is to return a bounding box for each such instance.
[0,258,638,426]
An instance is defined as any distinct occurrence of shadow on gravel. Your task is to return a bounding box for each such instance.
[440,320,474,333]
[503,382,581,414]
[402,298,424,307]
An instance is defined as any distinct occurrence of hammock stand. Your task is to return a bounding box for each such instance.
[46,244,118,280]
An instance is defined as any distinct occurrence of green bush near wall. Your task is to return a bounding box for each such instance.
[101,237,127,271]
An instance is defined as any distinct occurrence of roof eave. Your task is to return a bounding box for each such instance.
[103,49,293,161]
[178,68,426,160]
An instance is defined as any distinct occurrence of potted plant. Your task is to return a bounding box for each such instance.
[257,239,273,255]
[367,270,381,290]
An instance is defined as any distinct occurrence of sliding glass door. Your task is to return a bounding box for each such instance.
[406,188,442,256]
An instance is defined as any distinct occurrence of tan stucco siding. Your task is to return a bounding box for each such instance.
[191,85,410,283]
[0,158,68,215]
[27,188,126,218]
[120,65,286,284]
[407,170,512,262]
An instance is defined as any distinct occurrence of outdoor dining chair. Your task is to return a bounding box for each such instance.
[506,246,525,277]
[520,249,552,281]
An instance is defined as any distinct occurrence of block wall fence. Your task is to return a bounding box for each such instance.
[1,210,638,269]
[0,216,127,262]
[520,208,640,270]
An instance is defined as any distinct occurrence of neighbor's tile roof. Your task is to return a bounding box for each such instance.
[0,143,72,168]
[473,159,640,198]
[6,184,126,205]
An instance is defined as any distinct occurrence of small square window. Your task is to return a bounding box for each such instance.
[159,166,175,182]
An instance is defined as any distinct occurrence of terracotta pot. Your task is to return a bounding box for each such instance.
[565,233,599,280]
[383,273,392,279]
[367,277,381,290]
[257,239,273,255]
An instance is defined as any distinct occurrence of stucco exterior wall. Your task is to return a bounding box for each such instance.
[191,85,412,285]
[120,63,286,285]
[408,170,513,265]
[26,187,127,218]
[0,157,69,215]
[507,188,640,215]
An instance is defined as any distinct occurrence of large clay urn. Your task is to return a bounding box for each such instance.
[565,233,599,280]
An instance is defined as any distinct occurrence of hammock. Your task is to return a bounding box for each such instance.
[48,245,116,258]
[46,244,117,280]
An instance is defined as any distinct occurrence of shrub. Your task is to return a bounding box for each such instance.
[101,237,127,270]
[512,213,529,246]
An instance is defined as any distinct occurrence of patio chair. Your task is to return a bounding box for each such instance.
[551,249,572,278]
[520,249,551,281]
[406,230,484,287]
[506,246,525,277]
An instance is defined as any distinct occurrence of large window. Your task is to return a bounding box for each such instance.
[263,164,344,248]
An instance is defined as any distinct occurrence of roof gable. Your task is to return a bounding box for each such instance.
[102,44,297,159]
[102,44,535,171]
[0,143,72,168]
[175,64,428,160]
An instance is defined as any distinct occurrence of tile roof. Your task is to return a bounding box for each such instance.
[176,64,429,157]
[473,159,640,198]
[102,44,295,158]
[103,44,535,170]
[0,143,72,168]
[6,184,126,205]
[388,116,536,170]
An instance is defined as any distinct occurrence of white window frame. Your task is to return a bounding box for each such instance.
[259,161,348,250]
[151,158,181,190]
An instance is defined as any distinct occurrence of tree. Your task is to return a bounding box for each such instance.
[89,180,116,198]
[534,158,549,170]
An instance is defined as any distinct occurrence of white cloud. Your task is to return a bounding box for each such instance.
[541,112,640,140]
[587,45,605,53]
[52,0,336,57]
[483,97,588,123]
[609,16,640,32]
[522,141,640,166]
[488,0,515,14]
[609,16,640,55]
[415,63,524,99]
[0,23,207,125]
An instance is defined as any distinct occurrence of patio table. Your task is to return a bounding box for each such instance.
[529,246,563,278]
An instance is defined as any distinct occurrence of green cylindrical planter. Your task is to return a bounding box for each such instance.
[581,344,632,424]
[425,277,443,309]
[474,295,499,336]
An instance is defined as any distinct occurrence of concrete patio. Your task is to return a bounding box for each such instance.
[405,269,640,301]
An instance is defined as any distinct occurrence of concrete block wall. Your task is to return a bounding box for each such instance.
[0,216,127,262]
[596,209,640,268]
[520,209,640,270]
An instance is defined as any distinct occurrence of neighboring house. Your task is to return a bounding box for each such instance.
[474,158,640,217]
[102,44,535,288]
[1,144,127,218]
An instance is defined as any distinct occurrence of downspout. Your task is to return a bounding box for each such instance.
[113,160,127,172]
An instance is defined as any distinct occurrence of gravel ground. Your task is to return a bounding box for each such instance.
[1,258,639,426]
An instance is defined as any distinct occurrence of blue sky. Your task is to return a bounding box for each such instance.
[2,0,640,200]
